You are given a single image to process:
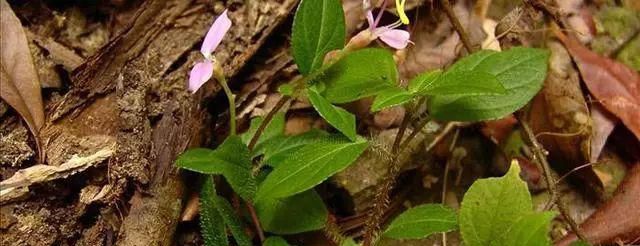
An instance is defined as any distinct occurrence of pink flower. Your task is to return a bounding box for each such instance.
[189,10,232,93]
[365,1,411,49]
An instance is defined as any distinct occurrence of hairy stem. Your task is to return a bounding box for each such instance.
[362,99,422,246]
[519,119,587,241]
[440,0,476,53]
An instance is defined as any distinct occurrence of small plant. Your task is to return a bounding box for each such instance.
[176,0,550,245]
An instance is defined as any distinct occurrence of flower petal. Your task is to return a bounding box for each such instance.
[366,10,375,29]
[200,9,232,57]
[378,28,411,49]
[189,61,214,93]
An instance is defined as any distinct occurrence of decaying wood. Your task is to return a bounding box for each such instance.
[0,143,115,204]
[2,0,298,245]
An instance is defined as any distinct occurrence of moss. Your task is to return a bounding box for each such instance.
[591,7,640,70]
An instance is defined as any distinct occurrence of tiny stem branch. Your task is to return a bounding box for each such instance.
[519,118,587,241]
[440,0,476,53]
[247,96,290,151]
[215,74,237,135]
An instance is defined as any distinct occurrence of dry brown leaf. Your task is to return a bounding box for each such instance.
[528,40,603,197]
[590,104,618,162]
[480,115,517,144]
[555,163,640,246]
[555,29,640,141]
[0,0,45,157]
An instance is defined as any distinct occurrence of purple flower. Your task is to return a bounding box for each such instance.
[189,9,232,93]
[365,1,411,49]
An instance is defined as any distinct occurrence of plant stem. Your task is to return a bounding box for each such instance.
[248,96,290,151]
[215,74,237,135]
[519,119,587,241]
[440,0,476,53]
[214,73,266,242]
[362,99,424,246]
[246,202,265,242]
[247,49,348,151]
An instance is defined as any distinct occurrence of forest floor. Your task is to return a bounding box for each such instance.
[1,0,639,245]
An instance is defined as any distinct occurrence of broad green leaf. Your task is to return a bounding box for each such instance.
[255,137,368,201]
[200,179,228,246]
[416,70,505,96]
[496,212,555,246]
[241,113,286,155]
[308,88,357,141]
[257,189,328,234]
[212,195,252,246]
[371,87,413,112]
[383,204,458,239]
[263,236,291,246]
[320,48,398,103]
[459,162,533,246]
[429,47,549,121]
[292,0,345,75]
[176,136,256,201]
[408,70,442,94]
[262,130,330,167]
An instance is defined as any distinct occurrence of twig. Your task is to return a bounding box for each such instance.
[440,0,476,53]
[524,0,567,29]
[519,119,587,241]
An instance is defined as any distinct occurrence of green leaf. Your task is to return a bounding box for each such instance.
[308,88,357,141]
[212,195,252,246]
[199,179,229,246]
[256,137,368,202]
[241,113,286,155]
[320,48,398,103]
[371,87,413,112]
[263,236,291,246]
[384,204,458,239]
[416,70,505,96]
[429,47,549,121]
[278,84,295,96]
[497,212,555,246]
[257,189,328,234]
[176,136,256,201]
[262,130,329,167]
[292,0,345,75]
[459,162,533,246]
[408,70,442,94]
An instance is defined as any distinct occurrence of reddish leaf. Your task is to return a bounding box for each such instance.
[555,29,640,141]
[590,105,618,162]
[480,115,517,144]
[0,0,44,159]
[555,163,640,246]
[528,40,603,197]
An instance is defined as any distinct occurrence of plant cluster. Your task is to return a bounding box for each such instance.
[176,0,555,245]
